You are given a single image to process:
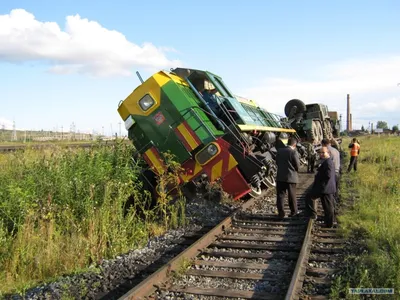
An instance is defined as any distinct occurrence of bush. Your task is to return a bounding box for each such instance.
[0,142,186,295]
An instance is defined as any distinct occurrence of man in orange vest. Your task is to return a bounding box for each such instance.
[347,138,360,172]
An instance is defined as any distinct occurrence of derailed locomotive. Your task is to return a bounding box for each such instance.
[117,67,300,200]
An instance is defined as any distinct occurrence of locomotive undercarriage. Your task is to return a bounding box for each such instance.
[222,129,280,198]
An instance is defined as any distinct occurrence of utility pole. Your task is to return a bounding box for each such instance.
[118,121,121,138]
[12,120,17,141]
[70,122,76,141]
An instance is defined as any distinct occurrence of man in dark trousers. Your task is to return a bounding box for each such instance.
[322,139,341,202]
[304,138,316,173]
[305,146,336,227]
[275,137,301,219]
[347,138,360,172]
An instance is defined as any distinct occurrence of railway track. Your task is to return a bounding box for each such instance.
[0,141,127,152]
[112,173,346,300]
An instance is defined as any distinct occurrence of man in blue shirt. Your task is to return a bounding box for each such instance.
[200,87,219,112]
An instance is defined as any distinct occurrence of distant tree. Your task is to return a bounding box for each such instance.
[376,121,388,129]
[393,125,399,132]
[361,125,365,131]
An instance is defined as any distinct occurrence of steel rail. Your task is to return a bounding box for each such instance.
[285,218,314,299]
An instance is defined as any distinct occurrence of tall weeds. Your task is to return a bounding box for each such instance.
[0,142,186,295]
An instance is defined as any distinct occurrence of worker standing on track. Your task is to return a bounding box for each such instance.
[322,139,341,202]
[304,138,316,173]
[305,146,336,228]
[347,138,360,172]
[275,137,301,219]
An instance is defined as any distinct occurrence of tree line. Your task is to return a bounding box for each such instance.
[360,121,399,132]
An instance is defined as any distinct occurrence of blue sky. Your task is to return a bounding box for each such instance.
[1,0,399,135]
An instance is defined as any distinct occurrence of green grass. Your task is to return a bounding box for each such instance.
[0,141,186,296]
[330,136,400,299]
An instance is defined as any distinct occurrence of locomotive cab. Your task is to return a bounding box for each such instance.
[172,68,255,128]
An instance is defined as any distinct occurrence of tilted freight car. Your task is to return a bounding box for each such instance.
[117,67,299,201]
[283,99,336,144]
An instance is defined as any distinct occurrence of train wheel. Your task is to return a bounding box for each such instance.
[300,156,308,166]
[249,184,262,197]
[261,164,277,188]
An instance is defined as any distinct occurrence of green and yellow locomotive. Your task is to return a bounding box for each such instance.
[117,67,298,200]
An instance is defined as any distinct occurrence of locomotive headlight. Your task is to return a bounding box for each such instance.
[195,142,221,165]
[207,144,218,156]
[139,94,155,111]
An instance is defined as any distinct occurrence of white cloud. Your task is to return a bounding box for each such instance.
[0,117,13,130]
[362,97,400,113]
[0,9,182,76]
[239,56,400,129]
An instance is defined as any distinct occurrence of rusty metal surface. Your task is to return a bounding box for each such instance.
[233,219,308,225]
[218,234,303,242]
[165,286,282,299]
[193,260,279,270]
[201,250,298,260]
[285,219,314,300]
[118,197,257,300]
[210,241,301,251]
[227,228,304,235]
[185,269,281,281]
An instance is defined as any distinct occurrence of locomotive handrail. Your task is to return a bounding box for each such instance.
[176,106,216,140]
[182,105,251,157]
[183,72,248,149]
[188,108,216,140]
[188,106,250,155]
[214,97,256,153]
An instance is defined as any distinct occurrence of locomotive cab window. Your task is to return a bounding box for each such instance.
[139,94,155,111]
